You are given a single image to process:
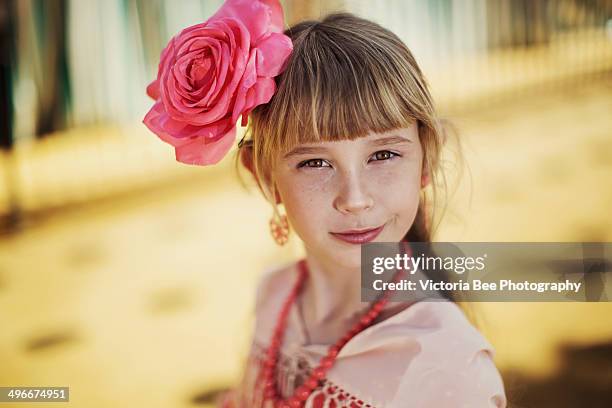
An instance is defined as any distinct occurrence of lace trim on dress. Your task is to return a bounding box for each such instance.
[220,341,380,408]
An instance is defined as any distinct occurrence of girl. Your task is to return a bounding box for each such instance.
[144,1,507,407]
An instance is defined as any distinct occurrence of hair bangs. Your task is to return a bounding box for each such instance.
[248,14,427,166]
[273,27,417,149]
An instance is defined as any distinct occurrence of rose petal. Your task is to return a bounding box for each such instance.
[211,0,284,44]
[239,76,275,126]
[144,100,235,150]
[247,77,276,110]
[174,53,200,94]
[260,0,284,33]
[189,40,223,105]
[231,49,258,123]
[255,32,293,77]
[175,126,237,165]
[143,101,193,147]
[160,110,233,139]
[200,42,229,104]
[196,20,245,105]
[164,68,226,126]
[161,20,251,126]
[172,40,221,105]
[147,36,177,101]
[146,80,160,100]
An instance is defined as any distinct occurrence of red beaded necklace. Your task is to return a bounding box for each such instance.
[261,243,411,408]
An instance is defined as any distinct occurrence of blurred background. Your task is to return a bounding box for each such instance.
[0,0,611,407]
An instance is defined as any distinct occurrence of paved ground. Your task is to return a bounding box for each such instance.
[0,76,611,407]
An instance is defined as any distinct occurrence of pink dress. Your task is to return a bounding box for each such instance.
[220,261,507,408]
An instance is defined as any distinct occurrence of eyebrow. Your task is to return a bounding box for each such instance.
[283,135,413,159]
[370,135,414,147]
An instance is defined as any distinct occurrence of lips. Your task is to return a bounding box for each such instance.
[330,224,385,244]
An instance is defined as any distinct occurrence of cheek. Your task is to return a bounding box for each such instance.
[373,162,422,223]
[276,175,330,235]
[376,158,422,193]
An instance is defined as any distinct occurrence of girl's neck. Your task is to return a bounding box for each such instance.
[297,244,414,345]
[301,253,370,328]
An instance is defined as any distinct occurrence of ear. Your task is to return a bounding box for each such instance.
[240,146,282,205]
[417,121,432,189]
[240,144,256,175]
[421,164,431,188]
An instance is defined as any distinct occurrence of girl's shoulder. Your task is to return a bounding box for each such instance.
[253,260,297,311]
[251,261,298,342]
[387,303,507,407]
[328,300,507,407]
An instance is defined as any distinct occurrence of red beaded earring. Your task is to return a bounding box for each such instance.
[269,209,289,246]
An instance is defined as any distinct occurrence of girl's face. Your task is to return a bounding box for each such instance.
[272,124,424,270]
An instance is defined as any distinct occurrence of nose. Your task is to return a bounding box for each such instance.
[333,170,374,214]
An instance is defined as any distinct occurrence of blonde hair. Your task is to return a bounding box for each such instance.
[236,12,458,243]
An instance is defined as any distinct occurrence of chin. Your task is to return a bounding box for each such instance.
[328,248,362,270]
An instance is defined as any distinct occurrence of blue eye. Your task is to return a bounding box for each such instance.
[370,150,401,162]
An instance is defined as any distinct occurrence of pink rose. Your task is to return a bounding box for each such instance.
[143,0,292,165]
